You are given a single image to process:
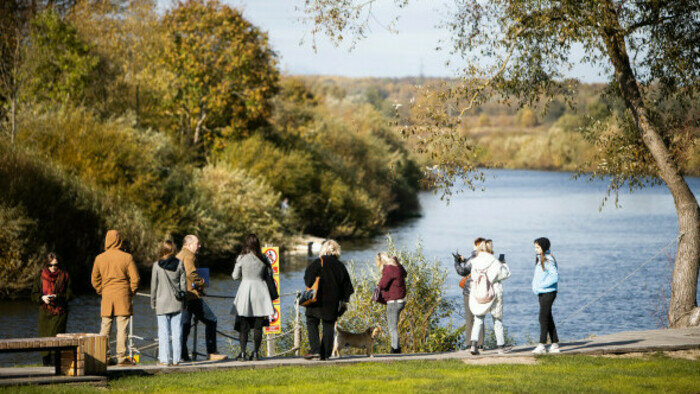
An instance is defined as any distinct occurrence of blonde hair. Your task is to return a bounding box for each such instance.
[319,239,341,257]
[475,238,494,254]
[374,252,395,271]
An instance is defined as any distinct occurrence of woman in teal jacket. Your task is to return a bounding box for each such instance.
[531,237,559,354]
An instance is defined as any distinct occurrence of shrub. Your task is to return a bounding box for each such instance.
[189,163,284,264]
[0,203,44,297]
[478,114,491,127]
[16,105,187,232]
[340,238,463,353]
[519,108,538,127]
[0,142,156,296]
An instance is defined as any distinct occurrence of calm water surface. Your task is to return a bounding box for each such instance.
[2,169,698,364]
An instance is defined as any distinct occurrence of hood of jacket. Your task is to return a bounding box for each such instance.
[104,229,122,250]
[470,252,498,271]
[158,255,180,271]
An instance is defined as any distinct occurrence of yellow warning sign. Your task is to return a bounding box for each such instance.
[263,247,281,334]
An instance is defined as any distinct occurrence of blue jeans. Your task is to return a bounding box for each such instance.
[157,312,182,364]
[181,298,218,358]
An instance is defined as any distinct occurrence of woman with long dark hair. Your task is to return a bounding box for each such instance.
[231,234,275,361]
[30,253,73,366]
[531,237,560,354]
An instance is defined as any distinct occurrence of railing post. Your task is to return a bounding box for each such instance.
[129,315,134,360]
[294,291,301,356]
[267,336,275,357]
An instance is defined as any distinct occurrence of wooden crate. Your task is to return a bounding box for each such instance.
[57,333,107,376]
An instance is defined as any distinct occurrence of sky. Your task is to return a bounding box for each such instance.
[159,0,609,82]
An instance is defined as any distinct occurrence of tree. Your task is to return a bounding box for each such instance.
[303,0,700,327]
[23,9,102,105]
[161,0,279,152]
[68,0,165,123]
[1,1,80,141]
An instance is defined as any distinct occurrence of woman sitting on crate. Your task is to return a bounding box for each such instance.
[231,234,277,361]
[31,253,73,366]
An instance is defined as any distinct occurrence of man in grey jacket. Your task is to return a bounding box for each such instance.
[151,241,187,366]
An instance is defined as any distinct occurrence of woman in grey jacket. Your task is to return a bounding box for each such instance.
[232,234,275,361]
[150,240,186,366]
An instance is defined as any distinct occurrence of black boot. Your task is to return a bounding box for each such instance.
[247,351,260,361]
[470,341,480,355]
[235,351,247,361]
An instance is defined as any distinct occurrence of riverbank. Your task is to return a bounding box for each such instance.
[1,327,699,391]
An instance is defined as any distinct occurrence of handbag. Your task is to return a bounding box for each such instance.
[263,258,279,301]
[458,274,470,289]
[371,285,386,304]
[300,257,322,307]
[166,261,187,301]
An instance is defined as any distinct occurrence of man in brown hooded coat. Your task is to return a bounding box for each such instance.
[91,230,140,365]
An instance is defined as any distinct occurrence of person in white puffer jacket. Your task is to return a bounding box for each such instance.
[468,239,511,355]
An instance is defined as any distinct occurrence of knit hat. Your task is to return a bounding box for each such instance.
[534,237,551,252]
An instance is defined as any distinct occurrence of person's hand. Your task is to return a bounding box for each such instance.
[41,295,53,304]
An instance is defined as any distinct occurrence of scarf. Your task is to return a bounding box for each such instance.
[41,267,68,316]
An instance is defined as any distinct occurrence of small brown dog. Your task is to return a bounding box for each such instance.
[332,325,382,358]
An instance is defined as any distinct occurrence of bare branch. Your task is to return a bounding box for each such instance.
[458,26,523,117]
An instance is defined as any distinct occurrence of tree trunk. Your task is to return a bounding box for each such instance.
[599,1,700,327]
[10,95,16,145]
[193,105,206,146]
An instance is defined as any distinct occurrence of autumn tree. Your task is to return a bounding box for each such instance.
[161,0,279,152]
[23,9,102,105]
[303,0,700,327]
[0,0,78,142]
[68,0,165,122]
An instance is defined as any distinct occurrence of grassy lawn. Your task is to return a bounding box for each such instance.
[4,354,698,393]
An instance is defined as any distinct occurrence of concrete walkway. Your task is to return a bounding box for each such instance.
[2,327,699,386]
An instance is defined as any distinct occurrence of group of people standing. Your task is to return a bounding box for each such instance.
[91,230,226,366]
[454,236,560,355]
[31,229,560,366]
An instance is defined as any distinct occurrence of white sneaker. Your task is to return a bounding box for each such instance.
[549,343,561,353]
[532,343,547,354]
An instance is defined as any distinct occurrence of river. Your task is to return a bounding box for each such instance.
[1,169,698,364]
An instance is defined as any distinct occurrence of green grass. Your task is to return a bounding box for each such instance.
[4,354,699,393]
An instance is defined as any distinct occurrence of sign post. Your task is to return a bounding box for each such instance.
[263,247,281,335]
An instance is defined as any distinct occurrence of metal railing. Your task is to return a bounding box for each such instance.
[125,291,302,361]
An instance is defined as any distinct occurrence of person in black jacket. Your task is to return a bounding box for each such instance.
[303,239,354,360]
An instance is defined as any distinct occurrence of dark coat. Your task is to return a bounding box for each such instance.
[304,255,354,321]
[454,251,476,295]
[378,264,407,301]
[31,274,72,358]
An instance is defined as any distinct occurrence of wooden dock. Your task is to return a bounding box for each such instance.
[2,327,698,387]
